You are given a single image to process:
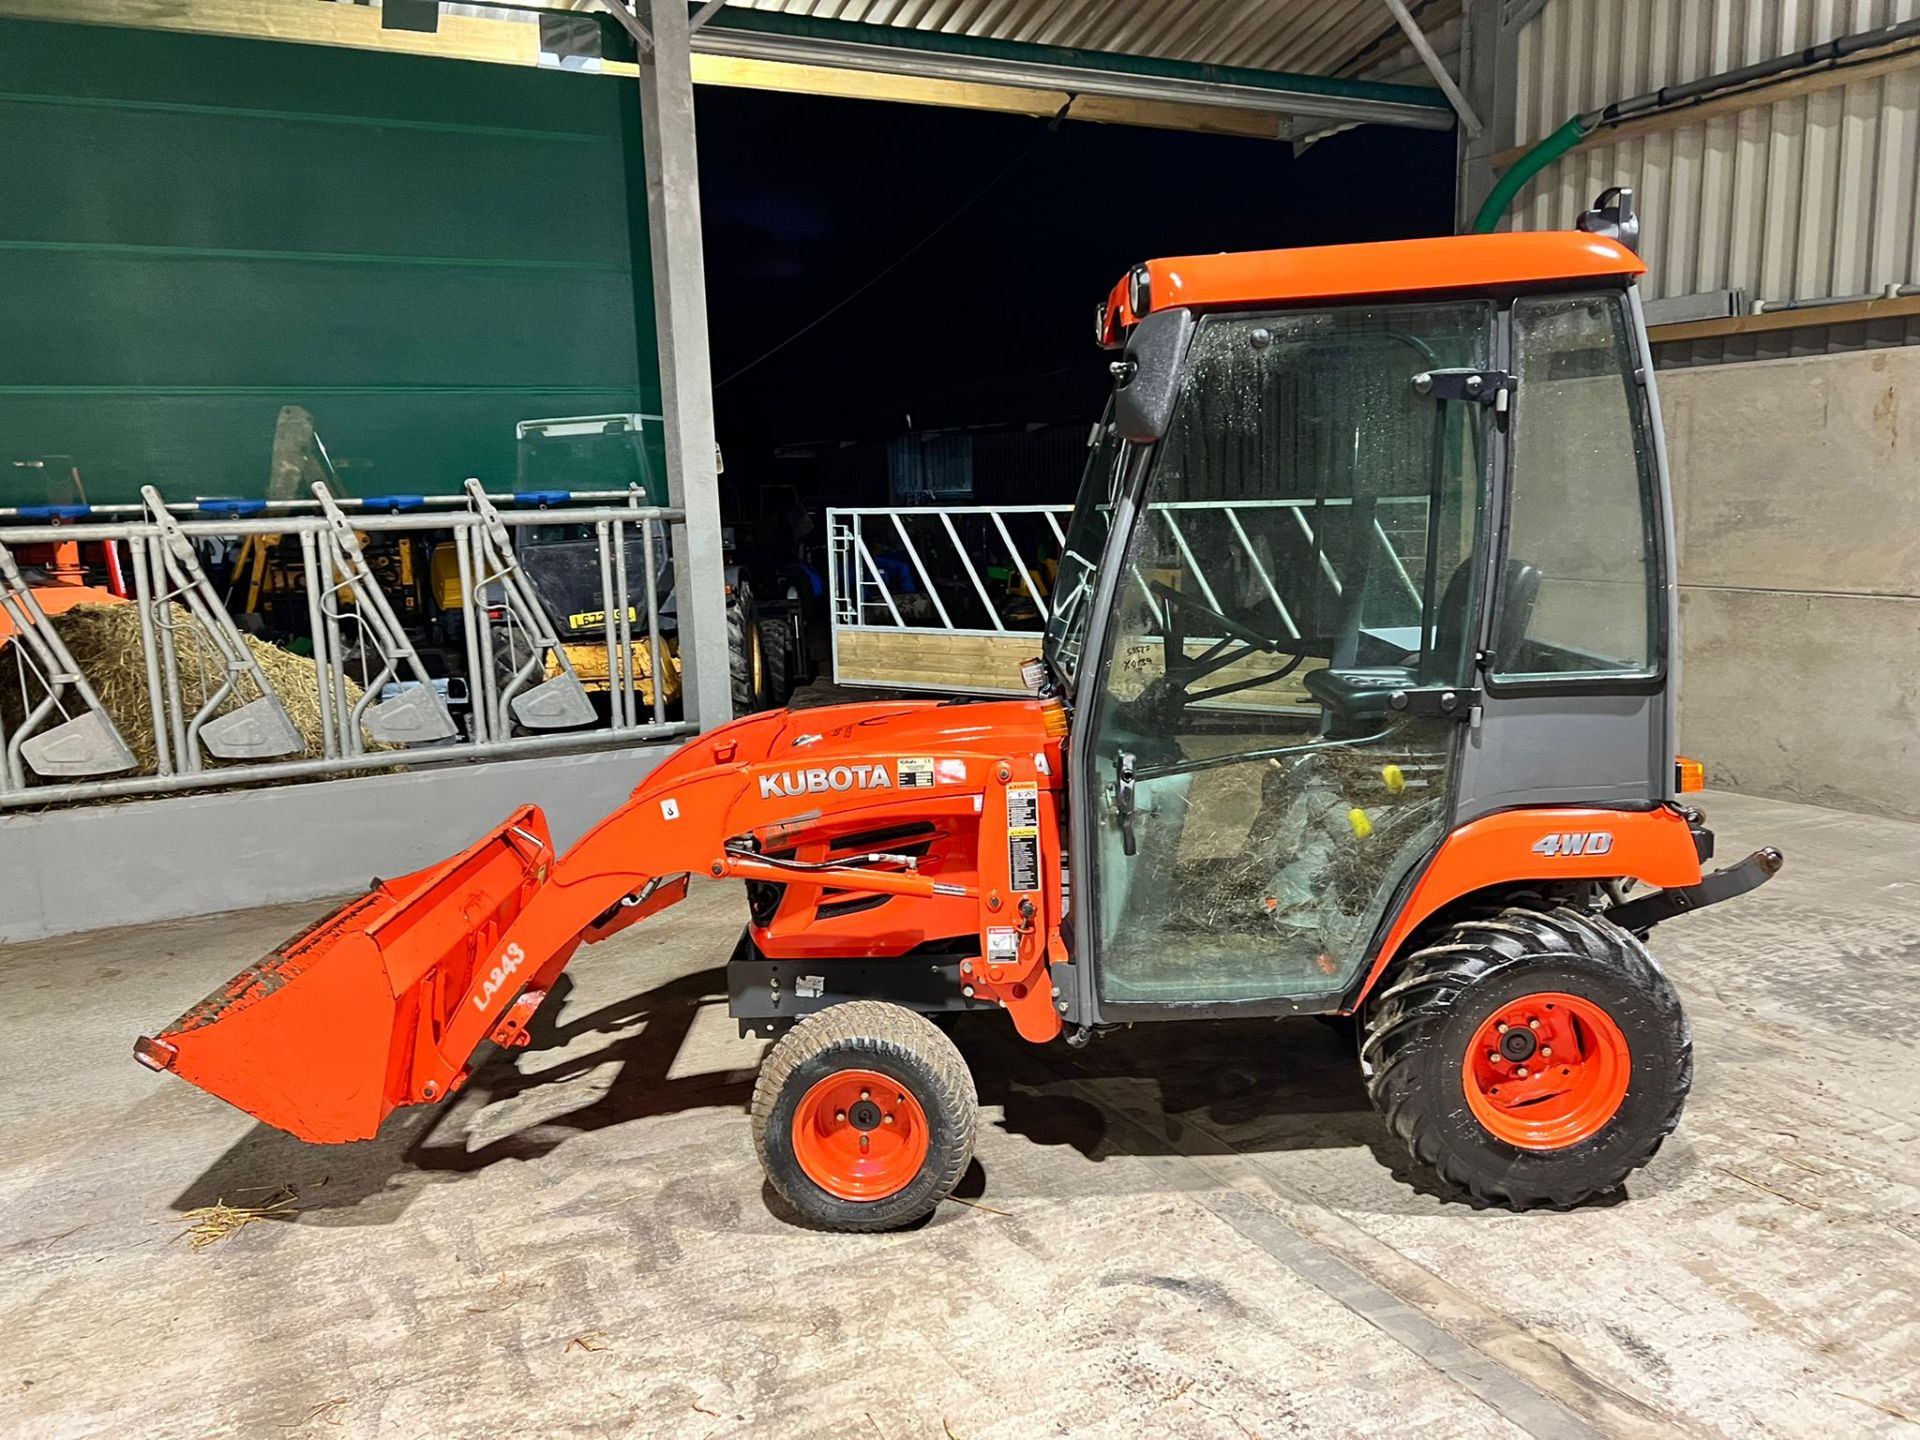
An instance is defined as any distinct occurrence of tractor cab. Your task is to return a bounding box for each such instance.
[1047,223,1672,1018]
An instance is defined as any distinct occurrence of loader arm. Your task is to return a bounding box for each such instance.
[137,702,1066,1142]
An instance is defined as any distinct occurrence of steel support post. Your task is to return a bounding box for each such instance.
[639,0,732,727]
[1455,0,1524,231]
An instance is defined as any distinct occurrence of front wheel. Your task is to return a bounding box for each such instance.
[1361,905,1690,1209]
[751,1002,977,1232]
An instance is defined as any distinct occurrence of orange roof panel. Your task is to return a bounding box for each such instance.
[1101,231,1645,343]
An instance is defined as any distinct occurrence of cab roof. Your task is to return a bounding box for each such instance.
[1099,231,1645,346]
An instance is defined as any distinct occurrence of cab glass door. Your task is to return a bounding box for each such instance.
[1086,301,1491,1006]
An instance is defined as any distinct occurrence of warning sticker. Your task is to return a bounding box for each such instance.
[987,927,1020,964]
[1006,781,1040,892]
[897,756,934,790]
[935,758,968,784]
[1009,836,1040,892]
[1006,782,1038,831]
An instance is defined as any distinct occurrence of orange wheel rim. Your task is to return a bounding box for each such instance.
[1463,991,1631,1150]
[791,1068,930,1201]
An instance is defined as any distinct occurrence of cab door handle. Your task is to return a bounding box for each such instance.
[1115,750,1138,857]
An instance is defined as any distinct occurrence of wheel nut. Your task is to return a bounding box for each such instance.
[1541,1047,1552,1059]
[883,1114,895,1125]
[1517,1065,1530,1078]
[859,1089,870,1100]
[1529,1018,1540,1031]
[835,1110,845,1122]
[1496,1022,1509,1034]
[1488,1052,1501,1064]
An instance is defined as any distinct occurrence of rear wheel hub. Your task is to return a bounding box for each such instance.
[1499,1028,1537,1062]
[1464,992,1631,1150]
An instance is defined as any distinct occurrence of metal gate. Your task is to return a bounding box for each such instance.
[0,482,695,808]
[826,498,1428,697]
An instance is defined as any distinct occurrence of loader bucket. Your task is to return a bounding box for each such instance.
[135,806,559,1143]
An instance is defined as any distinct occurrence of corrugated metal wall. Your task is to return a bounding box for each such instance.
[1511,0,1920,341]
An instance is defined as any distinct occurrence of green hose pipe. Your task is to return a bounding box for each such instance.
[1471,115,1589,234]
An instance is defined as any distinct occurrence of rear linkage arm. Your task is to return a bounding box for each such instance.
[1607,847,1784,932]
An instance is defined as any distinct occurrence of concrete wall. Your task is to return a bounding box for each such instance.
[0,743,674,943]
[1661,346,1920,821]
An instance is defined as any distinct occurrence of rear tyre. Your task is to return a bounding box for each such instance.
[752,1001,977,1232]
[758,615,791,706]
[727,588,764,714]
[1361,905,1690,1209]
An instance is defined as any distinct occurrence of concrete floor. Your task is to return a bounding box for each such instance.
[2,790,1916,1439]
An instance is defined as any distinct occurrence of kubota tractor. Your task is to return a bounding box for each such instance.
[137,192,1782,1229]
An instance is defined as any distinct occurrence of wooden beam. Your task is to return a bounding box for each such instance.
[0,0,539,64]
[691,54,1285,138]
[1493,40,1920,170]
[0,0,1285,138]
[834,630,1037,692]
[1648,293,1920,344]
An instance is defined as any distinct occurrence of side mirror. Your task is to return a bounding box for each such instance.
[1113,307,1196,443]
[1577,186,1640,254]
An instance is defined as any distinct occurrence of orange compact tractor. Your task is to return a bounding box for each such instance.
[139,192,1781,1228]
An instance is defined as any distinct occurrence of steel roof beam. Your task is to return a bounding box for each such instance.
[598,0,651,53]
[690,10,1456,131]
[1380,0,1480,136]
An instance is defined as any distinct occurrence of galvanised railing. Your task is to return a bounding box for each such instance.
[0,481,696,807]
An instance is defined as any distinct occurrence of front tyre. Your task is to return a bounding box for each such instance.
[1362,906,1690,1209]
[752,1002,977,1232]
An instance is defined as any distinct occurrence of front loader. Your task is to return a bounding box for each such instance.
[137,192,1781,1227]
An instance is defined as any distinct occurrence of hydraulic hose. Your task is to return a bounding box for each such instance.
[1470,115,1586,234]
[1473,15,1920,234]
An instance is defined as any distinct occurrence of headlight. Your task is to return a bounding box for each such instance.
[1126,264,1152,317]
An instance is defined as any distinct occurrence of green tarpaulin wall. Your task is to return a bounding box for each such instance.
[0,18,661,506]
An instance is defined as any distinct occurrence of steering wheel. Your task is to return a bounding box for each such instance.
[1148,579,1295,654]
[1127,580,1319,724]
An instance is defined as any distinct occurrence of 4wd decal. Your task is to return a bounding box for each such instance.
[757,764,895,800]
[1531,831,1614,858]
